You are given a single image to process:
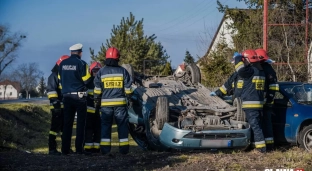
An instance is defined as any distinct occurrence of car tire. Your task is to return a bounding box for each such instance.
[233,98,245,122]
[121,64,135,82]
[185,64,201,84]
[155,96,169,130]
[298,124,312,152]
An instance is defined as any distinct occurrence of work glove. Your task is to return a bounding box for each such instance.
[210,92,217,96]
[233,52,242,59]
[51,98,61,113]
[94,98,101,108]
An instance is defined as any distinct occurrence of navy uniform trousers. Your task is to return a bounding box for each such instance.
[61,94,87,154]
[100,106,129,154]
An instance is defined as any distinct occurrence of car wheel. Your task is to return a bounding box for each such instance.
[299,125,312,152]
[233,98,245,122]
[155,96,169,130]
[121,64,135,82]
[185,64,201,84]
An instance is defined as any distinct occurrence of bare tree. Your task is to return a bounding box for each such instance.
[13,63,43,99]
[0,25,26,76]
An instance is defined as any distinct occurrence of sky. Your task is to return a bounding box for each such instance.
[0,0,247,79]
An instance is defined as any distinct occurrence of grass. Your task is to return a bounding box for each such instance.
[1,104,312,171]
[0,103,138,153]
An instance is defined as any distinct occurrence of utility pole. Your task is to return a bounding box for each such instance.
[263,0,268,51]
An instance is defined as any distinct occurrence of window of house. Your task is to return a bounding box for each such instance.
[10,92,12,96]
[0,92,2,95]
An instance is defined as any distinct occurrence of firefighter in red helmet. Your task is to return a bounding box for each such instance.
[46,55,69,155]
[93,47,133,155]
[256,48,278,151]
[84,61,102,153]
[234,49,267,153]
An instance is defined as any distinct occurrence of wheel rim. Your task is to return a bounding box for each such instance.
[303,129,312,151]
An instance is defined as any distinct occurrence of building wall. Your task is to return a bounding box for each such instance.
[208,17,236,57]
[174,66,183,75]
[0,85,19,100]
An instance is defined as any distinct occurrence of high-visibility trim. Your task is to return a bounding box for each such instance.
[93,142,100,149]
[58,83,62,89]
[94,87,102,94]
[119,138,129,146]
[242,101,264,108]
[265,137,274,144]
[87,106,96,113]
[82,64,91,81]
[219,85,227,94]
[47,91,58,99]
[269,84,279,91]
[100,138,111,146]
[252,76,266,90]
[235,62,244,71]
[101,74,123,79]
[125,87,133,95]
[50,105,54,109]
[87,89,94,95]
[58,74,60,80]
[84,145,93,149]
[232,82,234,88]
[101,98,126,106]
[237,80,244,88]
[255,141,266,148]
[61,102,64,109]
[49,131,57,136]
[120,142,129,146]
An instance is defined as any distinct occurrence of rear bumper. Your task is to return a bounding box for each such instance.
[159,123,251,149]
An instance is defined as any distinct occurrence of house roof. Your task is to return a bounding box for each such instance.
[179,63,186,71]
[0,79,21,92]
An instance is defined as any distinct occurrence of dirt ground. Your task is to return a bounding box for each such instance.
[1,146,312,171]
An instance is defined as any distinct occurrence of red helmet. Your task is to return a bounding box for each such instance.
[106,47,120,59]
[89,61,102,73]
[242,49,258,63]
[56,55,70,66]
[255,48,269,61]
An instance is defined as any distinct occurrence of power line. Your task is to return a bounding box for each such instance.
[152,1,215,32]
[153,0,207,29]
[159,0,229,36]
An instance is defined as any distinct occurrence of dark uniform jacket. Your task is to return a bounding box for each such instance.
[58,54,92,94]
[46,71,63,109]
[215,72,243,99]
[235,57,266,110]
[93,65,133,107]
[261,62,279,105]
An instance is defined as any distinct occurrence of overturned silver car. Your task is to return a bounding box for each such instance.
[122,64,250,151]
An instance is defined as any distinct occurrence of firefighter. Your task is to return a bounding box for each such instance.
[46,55,69,155]
[210,56,244,102]
[84,61,102,153]
[234,49,267,153]
[93,47,133,155]
[256,48,279,151]
[59,43,92,155]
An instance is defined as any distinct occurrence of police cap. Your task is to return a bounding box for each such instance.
[69,43,83,52]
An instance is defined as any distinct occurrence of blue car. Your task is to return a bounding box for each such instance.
[272,82,312,151]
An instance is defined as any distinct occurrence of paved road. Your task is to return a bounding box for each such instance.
[0,97,49,105]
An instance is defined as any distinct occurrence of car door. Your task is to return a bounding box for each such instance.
[271,91,294,143]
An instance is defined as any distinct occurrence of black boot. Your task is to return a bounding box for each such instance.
[48,134,61,155]
[257,147,267,153]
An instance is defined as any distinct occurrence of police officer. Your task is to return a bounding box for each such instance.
[46,55,69,155]
[234,49,266,153]
[84,61,102,153]
[93,47,133,155]
[256,48,279,151]
[59,43,92,155]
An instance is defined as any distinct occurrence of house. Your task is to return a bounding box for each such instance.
[197,10,236,67]
[0,79,21,100]
[173,62,186,75]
